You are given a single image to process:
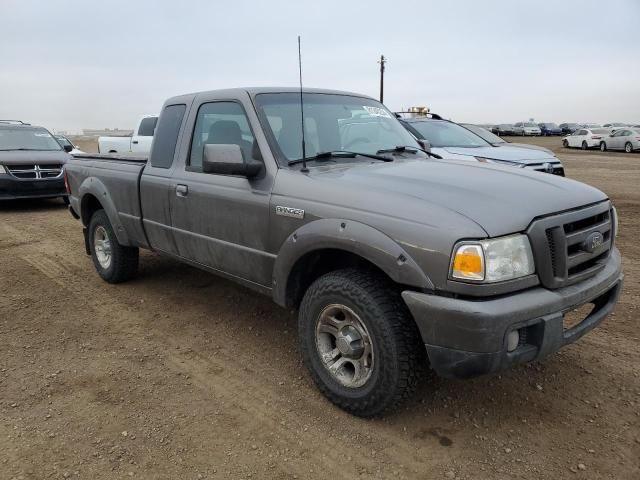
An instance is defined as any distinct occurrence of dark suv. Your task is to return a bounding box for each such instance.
[0,121,71,202]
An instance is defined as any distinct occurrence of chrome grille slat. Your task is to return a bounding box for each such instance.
[6,164,63,180]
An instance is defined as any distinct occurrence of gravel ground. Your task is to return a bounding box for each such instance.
[1,137,638,479]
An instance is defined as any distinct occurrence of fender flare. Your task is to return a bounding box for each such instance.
[78,176,131,246]
[272,218,434,306]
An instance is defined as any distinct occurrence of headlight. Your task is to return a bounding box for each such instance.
[612,206,619,237]
[0,165,6,174]
[451,234,535,283]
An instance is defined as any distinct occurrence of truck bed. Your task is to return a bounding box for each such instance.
[66,153,149,249]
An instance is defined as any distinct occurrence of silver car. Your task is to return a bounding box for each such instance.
[600,128,640,153]
[513,122,541,136]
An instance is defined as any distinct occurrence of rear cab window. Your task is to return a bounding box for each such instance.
[149,105,186,169]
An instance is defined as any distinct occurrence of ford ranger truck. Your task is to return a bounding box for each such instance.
[64,88,623,417]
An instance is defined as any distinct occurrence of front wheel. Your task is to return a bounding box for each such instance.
[562,139,569,148]
[88,209,139,283]
[298,268,425,417]
[625,142,633,153]
[600,142,607,152]
[581,141,588,150]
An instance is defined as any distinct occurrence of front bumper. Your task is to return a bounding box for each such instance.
[402,248,623,379]
[0,174,66,200]
[0,174,67,200]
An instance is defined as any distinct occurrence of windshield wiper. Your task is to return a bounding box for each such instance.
[377,145,442,159]
[288,150,393,166]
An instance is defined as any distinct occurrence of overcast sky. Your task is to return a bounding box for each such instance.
[1,0,638,132]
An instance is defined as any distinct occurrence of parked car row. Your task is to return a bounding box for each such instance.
[563,127,640,153]
[490,122,639,137]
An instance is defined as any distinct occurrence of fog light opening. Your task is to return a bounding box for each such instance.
[507,330,520,352]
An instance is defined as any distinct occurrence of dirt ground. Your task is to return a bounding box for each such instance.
[1,137,638,480]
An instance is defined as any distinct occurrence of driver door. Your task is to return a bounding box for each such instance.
[169,99,274,287]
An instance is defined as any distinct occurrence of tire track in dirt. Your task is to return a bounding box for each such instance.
[6,220,449,478]
[10,245,426,477]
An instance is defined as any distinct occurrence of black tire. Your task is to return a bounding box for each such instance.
[625,142,633,153]
[298,268,425,417]
[88,209,139,283]
[562,139,569,148]
[581,141,588,150]
[600,142,607,152]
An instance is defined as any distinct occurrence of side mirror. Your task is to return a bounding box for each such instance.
[417,139,432,152]
[202,143,262,178]
[63,144,73,153]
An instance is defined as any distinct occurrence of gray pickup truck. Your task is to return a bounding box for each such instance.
[65,88,623,417]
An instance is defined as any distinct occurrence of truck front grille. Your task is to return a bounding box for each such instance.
[527,202,613,289]
[6,164,63,180]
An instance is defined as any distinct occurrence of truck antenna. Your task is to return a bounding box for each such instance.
[297,36,308,173]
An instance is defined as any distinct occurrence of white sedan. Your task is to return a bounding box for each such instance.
[562,128,610,150]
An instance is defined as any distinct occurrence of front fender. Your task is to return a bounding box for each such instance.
[272,218,434,306]
[79,177,131,246]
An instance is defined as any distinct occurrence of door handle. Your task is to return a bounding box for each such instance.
[176,184,188,197]
[132,140,139,144]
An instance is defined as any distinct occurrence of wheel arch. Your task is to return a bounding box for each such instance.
[272,218,434,308]
[78,177,130,245]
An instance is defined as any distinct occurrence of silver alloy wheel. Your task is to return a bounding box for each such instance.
[625,143,632,153]
[315,304,374,388]
[93,226,112,269]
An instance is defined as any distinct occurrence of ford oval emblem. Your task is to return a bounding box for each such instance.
[583,231,604,253]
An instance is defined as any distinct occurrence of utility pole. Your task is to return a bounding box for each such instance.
[378,55,386,104]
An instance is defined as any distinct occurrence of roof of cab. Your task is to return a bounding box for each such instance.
[164,87,376,105]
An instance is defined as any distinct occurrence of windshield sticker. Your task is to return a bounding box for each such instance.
[362,106,392,118]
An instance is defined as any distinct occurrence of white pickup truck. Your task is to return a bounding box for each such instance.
[97,115,157,154]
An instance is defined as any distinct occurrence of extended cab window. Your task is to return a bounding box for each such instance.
[189,102,255,169]
[149,104,186,169]
[138,117,158,136]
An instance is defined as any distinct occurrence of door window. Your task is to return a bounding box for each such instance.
[189,102,255,169]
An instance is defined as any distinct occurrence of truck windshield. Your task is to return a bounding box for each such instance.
[0,127,62,151]
[254,93,423,165]
[409,121,490,148]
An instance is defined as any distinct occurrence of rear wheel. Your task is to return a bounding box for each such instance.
[625,142,633,153]
[88,210,138,283]
[581,141,588,150]
[61,196,70,206]
[298,268,425,417]
[600,142,607,152]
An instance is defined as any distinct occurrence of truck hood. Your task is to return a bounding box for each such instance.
[433,145,558,165]
[0,150,69,166]
[306,158,607,237]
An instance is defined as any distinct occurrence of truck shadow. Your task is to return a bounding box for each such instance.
[0,198,67,212]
